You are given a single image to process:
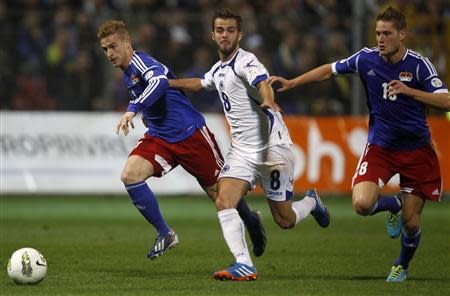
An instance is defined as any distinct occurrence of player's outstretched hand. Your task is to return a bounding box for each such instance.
[388,80,410,96]
[116,111,136,136]
[266,76,294,92]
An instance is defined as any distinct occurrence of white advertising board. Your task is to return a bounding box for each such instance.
[0,112,230,194]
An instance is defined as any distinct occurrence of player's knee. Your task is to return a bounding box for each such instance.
[120,170,141,185]
[215,195,234,211]
[402,217,420,233]
[352,199,372,216]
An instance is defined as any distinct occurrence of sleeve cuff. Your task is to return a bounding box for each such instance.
[200,79,207,89]
[331,62,338,75]
[251,74,268,87]
[127,104,141,113]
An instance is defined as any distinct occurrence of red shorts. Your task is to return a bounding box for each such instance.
[130,126,224,187]
[352,144,442,201]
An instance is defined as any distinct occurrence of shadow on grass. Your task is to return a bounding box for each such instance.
[91,266,210,279]
[263,274,449,282]
[350,275,448,282]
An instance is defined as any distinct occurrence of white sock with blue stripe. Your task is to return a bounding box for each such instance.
[218,208,254,267]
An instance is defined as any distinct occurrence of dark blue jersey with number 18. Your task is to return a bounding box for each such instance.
[332,47,448,150]
[123,51,205,143]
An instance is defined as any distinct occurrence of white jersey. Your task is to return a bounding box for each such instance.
[201,48,292,154]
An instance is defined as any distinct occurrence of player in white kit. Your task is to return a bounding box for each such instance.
[169,8,331,281]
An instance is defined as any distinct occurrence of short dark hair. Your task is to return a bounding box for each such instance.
[211,8,242,31]
[376,7,407,31]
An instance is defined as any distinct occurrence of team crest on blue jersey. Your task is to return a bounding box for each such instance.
[131,73,140,84]
[399,72,412,82]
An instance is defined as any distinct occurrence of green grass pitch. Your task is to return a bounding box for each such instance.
[1,194,449,295]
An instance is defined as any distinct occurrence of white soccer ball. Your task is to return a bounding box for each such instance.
[7,248,47,285]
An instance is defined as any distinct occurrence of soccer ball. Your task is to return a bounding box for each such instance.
[7,248,47,285]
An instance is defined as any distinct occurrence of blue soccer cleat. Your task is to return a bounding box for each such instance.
[147,229,179,260]
[243,210,266,257]
[307,189,330,228]
[387,211,402,239]
[213,262,257,281]
[386,265,408,282]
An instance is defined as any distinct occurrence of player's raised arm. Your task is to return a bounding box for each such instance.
[169,78,203,92]
[267,63,334,92]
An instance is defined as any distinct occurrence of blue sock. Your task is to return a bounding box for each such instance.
[369,194,401,215]
[125,181,170,235]
[236,198,257,225]
[394,228,421,270]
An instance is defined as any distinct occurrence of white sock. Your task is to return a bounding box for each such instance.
[291,197,316,225]
[218,208,253,267]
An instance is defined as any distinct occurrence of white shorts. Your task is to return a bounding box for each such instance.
[219,144,295,201]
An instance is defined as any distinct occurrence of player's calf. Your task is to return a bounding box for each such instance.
[242,210,267,257]
[272,212,296,229]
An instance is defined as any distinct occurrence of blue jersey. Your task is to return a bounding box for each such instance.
[123,51,205,142]
[332,47,448,150]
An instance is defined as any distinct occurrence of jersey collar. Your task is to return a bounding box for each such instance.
[378,48,408,67]
[401,49,409,61]
[124,51,137,73]
[220,48,241,68]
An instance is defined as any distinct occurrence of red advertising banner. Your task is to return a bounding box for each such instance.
[283,116,449,194]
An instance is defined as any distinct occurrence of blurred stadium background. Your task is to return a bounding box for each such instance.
[1,0,449,295]
[1,0,449,114]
